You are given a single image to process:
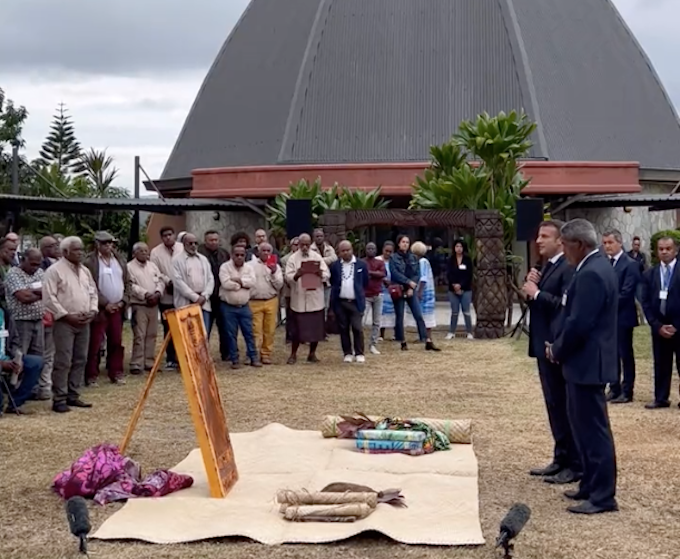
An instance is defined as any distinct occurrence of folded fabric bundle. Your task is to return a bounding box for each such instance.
[356,429,426,443]
[357,447,425,456]
[321,414,473,444]
[355,439,425,455]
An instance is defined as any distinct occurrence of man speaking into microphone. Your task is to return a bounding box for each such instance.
[522,220,581,485]
[546,219,618,515]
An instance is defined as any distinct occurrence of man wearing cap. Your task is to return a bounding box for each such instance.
[84,231,130,385]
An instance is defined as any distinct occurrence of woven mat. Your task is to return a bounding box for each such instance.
[93,423,484,546]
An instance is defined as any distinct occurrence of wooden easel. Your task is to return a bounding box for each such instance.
[119,305,239,498]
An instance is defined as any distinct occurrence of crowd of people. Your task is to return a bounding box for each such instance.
[523,220,678,515]
[0,225,483,416]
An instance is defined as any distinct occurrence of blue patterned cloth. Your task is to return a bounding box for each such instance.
[378,257,395,328]
[406,257,436,328]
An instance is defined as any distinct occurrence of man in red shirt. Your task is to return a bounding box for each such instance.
[363,242,386,355]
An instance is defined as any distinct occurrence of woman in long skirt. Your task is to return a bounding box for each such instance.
[377,241,395,340]
[406,241,437,339]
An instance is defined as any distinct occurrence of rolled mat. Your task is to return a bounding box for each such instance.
[321,415,473,444]
[276,490,377,508]
[283,503,374,521]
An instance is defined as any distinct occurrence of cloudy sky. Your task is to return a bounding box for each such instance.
[0,0,678,192]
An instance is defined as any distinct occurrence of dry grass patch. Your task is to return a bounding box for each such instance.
[1,329,679,559]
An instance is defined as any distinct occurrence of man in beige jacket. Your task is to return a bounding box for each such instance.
[127,242,166,374]
[248,242,283,364]
[219,245,261,369]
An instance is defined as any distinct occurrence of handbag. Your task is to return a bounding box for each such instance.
[388,283,403,301]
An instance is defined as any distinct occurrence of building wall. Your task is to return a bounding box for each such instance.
[565,182,677,253]
[186,210,267,247]
[146,213,186,248]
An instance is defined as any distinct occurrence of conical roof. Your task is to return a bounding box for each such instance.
[162,0,680,180]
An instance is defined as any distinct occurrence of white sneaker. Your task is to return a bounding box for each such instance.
[355,355,366,364]
[445,333,455,340]
[370,345,381,355]
[343,354,354,363]
[467,333,474,340]
[377,337,384,342]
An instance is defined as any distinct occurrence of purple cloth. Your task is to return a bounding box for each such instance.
[52,443,193,505]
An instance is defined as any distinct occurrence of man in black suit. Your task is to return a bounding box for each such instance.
[641,236,680,409]
[523,220,581,485]
[546,219,618,515]
[602,229,640,403]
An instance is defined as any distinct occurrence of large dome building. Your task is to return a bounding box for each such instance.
[151,0,680,246]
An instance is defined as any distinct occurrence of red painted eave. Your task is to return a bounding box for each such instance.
[190,161,641,198]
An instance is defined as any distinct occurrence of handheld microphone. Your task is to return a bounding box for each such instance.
[496,503,531,557]
[66,496,91,554]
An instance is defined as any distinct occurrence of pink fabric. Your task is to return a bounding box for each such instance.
[52,444,193,505]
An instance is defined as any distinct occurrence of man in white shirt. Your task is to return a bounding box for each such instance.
[150,226,182,369]
[172,233,214,330]
[84,231,130,386]
[219,245,260,369]
[329,240,368,363]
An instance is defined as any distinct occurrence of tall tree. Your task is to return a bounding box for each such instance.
[0,87,30,194]
[38,103,85,175]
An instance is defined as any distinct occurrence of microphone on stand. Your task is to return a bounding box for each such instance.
[496,503,531,558]
[66,496,91,555]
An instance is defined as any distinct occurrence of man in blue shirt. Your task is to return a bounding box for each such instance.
[0,308,42,416]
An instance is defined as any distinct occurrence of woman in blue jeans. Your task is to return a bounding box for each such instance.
[446,239,474,339]
[390,235,440,352]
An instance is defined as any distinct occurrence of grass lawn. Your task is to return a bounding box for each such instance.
[1,327,679,559]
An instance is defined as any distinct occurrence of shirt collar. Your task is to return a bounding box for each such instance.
[576,249,600,272]
[549,252,564,265]
[342,256,356,265]
[663,259,677,270]
[612,250,624,263]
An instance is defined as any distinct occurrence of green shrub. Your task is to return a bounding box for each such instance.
[650,230,680,265]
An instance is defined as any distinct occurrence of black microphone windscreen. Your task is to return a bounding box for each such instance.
[66,496,91,537]
[500,503,531,539]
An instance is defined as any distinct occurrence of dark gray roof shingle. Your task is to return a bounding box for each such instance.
[161,0,680,180]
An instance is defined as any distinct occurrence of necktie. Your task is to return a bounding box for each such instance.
[610,257,616,266]
[661,265,672,315]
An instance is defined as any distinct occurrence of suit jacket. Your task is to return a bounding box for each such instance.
[329,258,369,313]
[528,255,574,359]
[552,252,618,385]
[612,252,640,329]
[641,262,680,333]
[84,251,131,310]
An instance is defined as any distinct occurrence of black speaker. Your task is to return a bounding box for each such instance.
[286,199,313,239]
[516,198,544,242]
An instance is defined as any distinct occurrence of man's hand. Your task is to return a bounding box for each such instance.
[522,281,539,299]
[196,295,207,306]
[294,269,304,281]
[65,314,87,326]
[232,277,243,286]
[315,269,323,277]
[453,283,462,295]
[406,288,414,298]
[1,360,20,373]
[82,311,97,324]
[660,325,676,339]
[545,342,556,363]
[268,262,277,273]
[527,269,541,284]
[105,303,117,314]
[408,281,417,290]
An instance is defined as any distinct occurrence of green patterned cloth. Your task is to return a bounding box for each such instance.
[373,418,450,453]
[356,429,426,443]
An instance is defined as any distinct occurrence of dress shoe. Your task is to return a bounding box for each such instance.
[567,501,618,515]
[52,402,71,413]
[5,406,32,415]
[544,468,581,485]
[605,391,620,402]
[67,399,92,408]
[261,358,272,365]
[307,354,320,363]
[645,401,670,409]
[230,362,242,370]
[250,360,263,368]
[529,463,562,477]
[425,341,441,352]
[610,394,633,404]
[564,489,589,500]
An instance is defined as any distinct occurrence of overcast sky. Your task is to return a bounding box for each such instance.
[0,0,678,192]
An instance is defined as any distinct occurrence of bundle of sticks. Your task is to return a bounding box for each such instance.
[276,483,405,523]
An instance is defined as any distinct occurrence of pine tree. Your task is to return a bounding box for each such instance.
[38,103,85,175]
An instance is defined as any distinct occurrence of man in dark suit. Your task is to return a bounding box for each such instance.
[546,218,618,515]
[641,236,680,409]
[602,229,640,403]
[523,220,581,485]
[329,240,369,363]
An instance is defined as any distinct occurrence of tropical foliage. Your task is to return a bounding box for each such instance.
[265,177,390,239]
[0,87,30,193]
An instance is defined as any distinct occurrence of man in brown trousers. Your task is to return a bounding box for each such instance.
[127,242,166,375]
[43,236,98,413]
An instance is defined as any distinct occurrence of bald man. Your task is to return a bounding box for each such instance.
[329,241,369,363]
